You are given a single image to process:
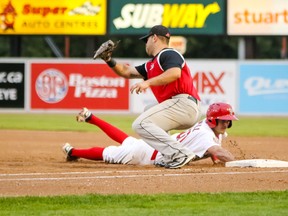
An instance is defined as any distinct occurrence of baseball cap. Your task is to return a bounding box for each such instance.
[139,25,171,43]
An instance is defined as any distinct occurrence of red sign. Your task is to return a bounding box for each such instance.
[31,63,129,110]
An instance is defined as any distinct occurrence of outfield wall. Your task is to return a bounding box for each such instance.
[0,58,287,115]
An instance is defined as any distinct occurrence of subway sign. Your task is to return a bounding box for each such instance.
[109,0,225,35]
[0,0,106,35]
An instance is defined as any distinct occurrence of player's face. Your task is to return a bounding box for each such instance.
[213,120,230,136]
[145,35,155,56]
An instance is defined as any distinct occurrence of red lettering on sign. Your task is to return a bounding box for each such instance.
[22,4,67,17]
[193,72,225,94]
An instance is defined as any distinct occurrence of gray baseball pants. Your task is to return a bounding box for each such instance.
[132,94,201,162]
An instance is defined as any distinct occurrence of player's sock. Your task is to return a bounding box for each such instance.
[71,147,105,160]
[87,114,129,144]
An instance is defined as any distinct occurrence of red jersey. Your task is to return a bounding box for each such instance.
[136,48,200,103]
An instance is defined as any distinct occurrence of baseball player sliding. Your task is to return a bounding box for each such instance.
[62,102,237,166]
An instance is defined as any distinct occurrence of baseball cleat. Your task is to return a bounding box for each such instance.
[76,107,92,122]
[154,160,167,167]
[62,143,79,162]
[165,153,196,169]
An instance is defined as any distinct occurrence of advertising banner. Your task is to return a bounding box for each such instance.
[110,0,225,35]
[0,0,106,35]
[0,63,25,108]
[30,62,129,110]
[227,0,288,35]
[239,63,288,115]
[130,60,237,114]
[188,60,237,114]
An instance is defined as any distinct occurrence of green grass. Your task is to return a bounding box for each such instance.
[0,191,287,216]
[0,113,137,134]
[229,116,288,137]
[0,114,287,137]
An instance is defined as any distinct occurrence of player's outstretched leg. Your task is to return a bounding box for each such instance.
[62,143,105,161]
[62,143,79,162]
[76,107,129,144]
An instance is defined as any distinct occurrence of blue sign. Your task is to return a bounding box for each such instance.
[239,63,288,115]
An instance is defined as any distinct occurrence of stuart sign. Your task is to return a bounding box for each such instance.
[110,0,225,35]
[227,0,288,35]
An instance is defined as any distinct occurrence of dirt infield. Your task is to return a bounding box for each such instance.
[0,130,288,197]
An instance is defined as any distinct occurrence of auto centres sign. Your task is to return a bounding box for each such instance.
[227,0,288,35]
[0,0,106,35]
[110,0,225,35]
[30,63,129,110]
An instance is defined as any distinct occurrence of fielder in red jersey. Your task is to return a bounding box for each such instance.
[136,48,200,103]
[98,25,201,169]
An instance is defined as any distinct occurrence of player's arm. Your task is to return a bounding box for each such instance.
[207,145,235,163]
[129,67,181,94]
[129,50,182,93]
[144,67,181,86]
[155,50,183,85]
[111,63,143,79]
[131,55,183,95]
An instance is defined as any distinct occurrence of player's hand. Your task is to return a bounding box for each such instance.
[130,81,149,94]
[211,155,220,164]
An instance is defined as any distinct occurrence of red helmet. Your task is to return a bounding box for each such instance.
[206,103,238,128]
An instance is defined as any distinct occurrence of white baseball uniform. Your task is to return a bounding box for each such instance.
[102,119,227,165]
